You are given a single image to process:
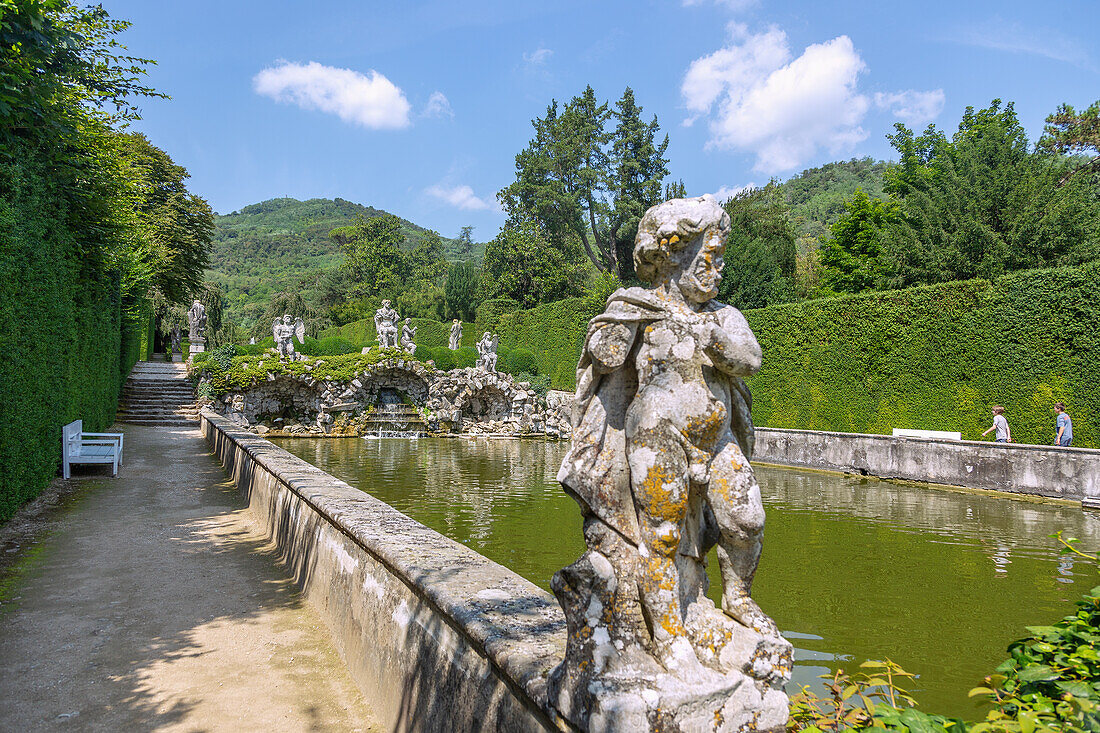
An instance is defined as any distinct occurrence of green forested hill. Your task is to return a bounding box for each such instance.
[780,158,890,245]
[208,197,473,326]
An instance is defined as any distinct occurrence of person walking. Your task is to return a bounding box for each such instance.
[1054,402,1073,447]
[981,406,1011,443]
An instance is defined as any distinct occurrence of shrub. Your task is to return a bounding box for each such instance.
[413,344,432,362]
[191,352,211,365]
[506,348,538,375]
[209,344,237,372]
[517,372,551,397]
[430,347,455,371]
[454,346,478,369]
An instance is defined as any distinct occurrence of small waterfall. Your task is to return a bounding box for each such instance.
[362,390,427,438]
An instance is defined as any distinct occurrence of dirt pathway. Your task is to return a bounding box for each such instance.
[0,424,382,732]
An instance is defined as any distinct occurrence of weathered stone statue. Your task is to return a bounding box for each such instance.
[187,300,207,339]
[449,319,463,350]
[476,332,499,372]
[273,314,305,361]
[375,300,400,349]
[170,326,182,354]
[400,318,417,354]
[549,196,791,732]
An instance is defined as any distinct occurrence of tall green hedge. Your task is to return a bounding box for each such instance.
[745,263,1100,447]
[321,318,478,350]
[317,266,1100,446]
[0,152,142,522]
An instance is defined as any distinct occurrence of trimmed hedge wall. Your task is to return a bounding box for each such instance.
[0,151,141,522]
[744,263,1100,448]
[317,265,1099,447]
[321,318,478,351]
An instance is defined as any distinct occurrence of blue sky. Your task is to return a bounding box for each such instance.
[102,0,1098,241]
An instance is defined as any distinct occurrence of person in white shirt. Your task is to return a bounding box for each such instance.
[981,405,1011,443]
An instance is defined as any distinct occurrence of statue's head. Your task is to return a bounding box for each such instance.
[453,319,460,325]
[282,314,292,324]
[381,299,391,308]
[193,299,202,308]
[634,196,730,304]
[404,317,411,324]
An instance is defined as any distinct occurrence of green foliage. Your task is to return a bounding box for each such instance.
[781,158,890,242]
[482,220,586,307]
[0,1,206,521]
[883,100,1099,289]
[445,260,481,321]
[413,344,432,362]
[1038,100,1100,183]
[504,348,539,375]
[430,347,455,371]
[474,298,522,331]
[208,197,467,328]
[454,346,478,369]
[498,85,669,277]
[745,263,1100,448]
[719,182,798,310]
[195,348,435,395]
[819,189,898,294]
[788,660,967,732]
[339,213,406,297]
[479,297,594,389]
[517,372,551,397]
[297,336,358,356]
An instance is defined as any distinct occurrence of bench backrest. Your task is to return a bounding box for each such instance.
[63,419,83,460]
[892,428,962,441]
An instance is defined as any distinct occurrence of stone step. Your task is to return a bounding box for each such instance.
[118,418,198,426]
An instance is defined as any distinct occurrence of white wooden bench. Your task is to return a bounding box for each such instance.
[892,428,962,441]
[62,420,123,479]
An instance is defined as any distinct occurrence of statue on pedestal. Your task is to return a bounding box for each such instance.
[449,319,463,350]
[187,300,207,339]
[187,299,208,354]
[476,332,498,372]
[273,314,305,361]
[549,196,791,732]
[375,300,400,349]
[170,326,182,354]
[400,318,417,354]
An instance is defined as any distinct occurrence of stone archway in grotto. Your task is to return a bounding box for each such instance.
[238,376,326,425]
[355,362,432,407]
[459,384,512,422]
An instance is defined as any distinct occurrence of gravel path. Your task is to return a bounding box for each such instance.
[0,424,381,732]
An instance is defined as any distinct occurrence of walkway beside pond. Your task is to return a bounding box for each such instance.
[0,424,381,732]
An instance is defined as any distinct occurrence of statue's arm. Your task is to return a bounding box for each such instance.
[705,306,761,376]
[587,321,637,373]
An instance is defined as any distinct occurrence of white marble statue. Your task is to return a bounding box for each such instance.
[400,318,417,354]
[187,299,207,339]
[549,196,791,732]
[273,314,305,360]
[476,332,499,371]
[374,300,400,349]
[449,319,463,350]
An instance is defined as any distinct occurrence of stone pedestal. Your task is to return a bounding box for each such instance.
[171,352,183,362]
[189,337,206,355]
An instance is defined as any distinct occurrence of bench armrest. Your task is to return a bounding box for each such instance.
[82,433,122,440]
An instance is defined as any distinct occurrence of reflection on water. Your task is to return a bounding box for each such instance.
[274,436,1100,719]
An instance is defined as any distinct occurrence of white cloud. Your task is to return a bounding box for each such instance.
[523,47,553,66]
[253,61,411,129]
[875,89,945,128]
[682,27,870,173]
[423,91,454,119]
[426,184,497,211]
[710,183,757,202]
[946,18,1095,71]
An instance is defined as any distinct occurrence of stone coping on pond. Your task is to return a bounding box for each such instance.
[754,426,1100,506]
[200,409,568,731]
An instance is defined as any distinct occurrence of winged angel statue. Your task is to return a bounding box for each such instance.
[273,314,306,360]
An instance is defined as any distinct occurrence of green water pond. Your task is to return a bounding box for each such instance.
[273,435,1100,720]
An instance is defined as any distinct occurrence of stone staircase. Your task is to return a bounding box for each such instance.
[117,359,200,427]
